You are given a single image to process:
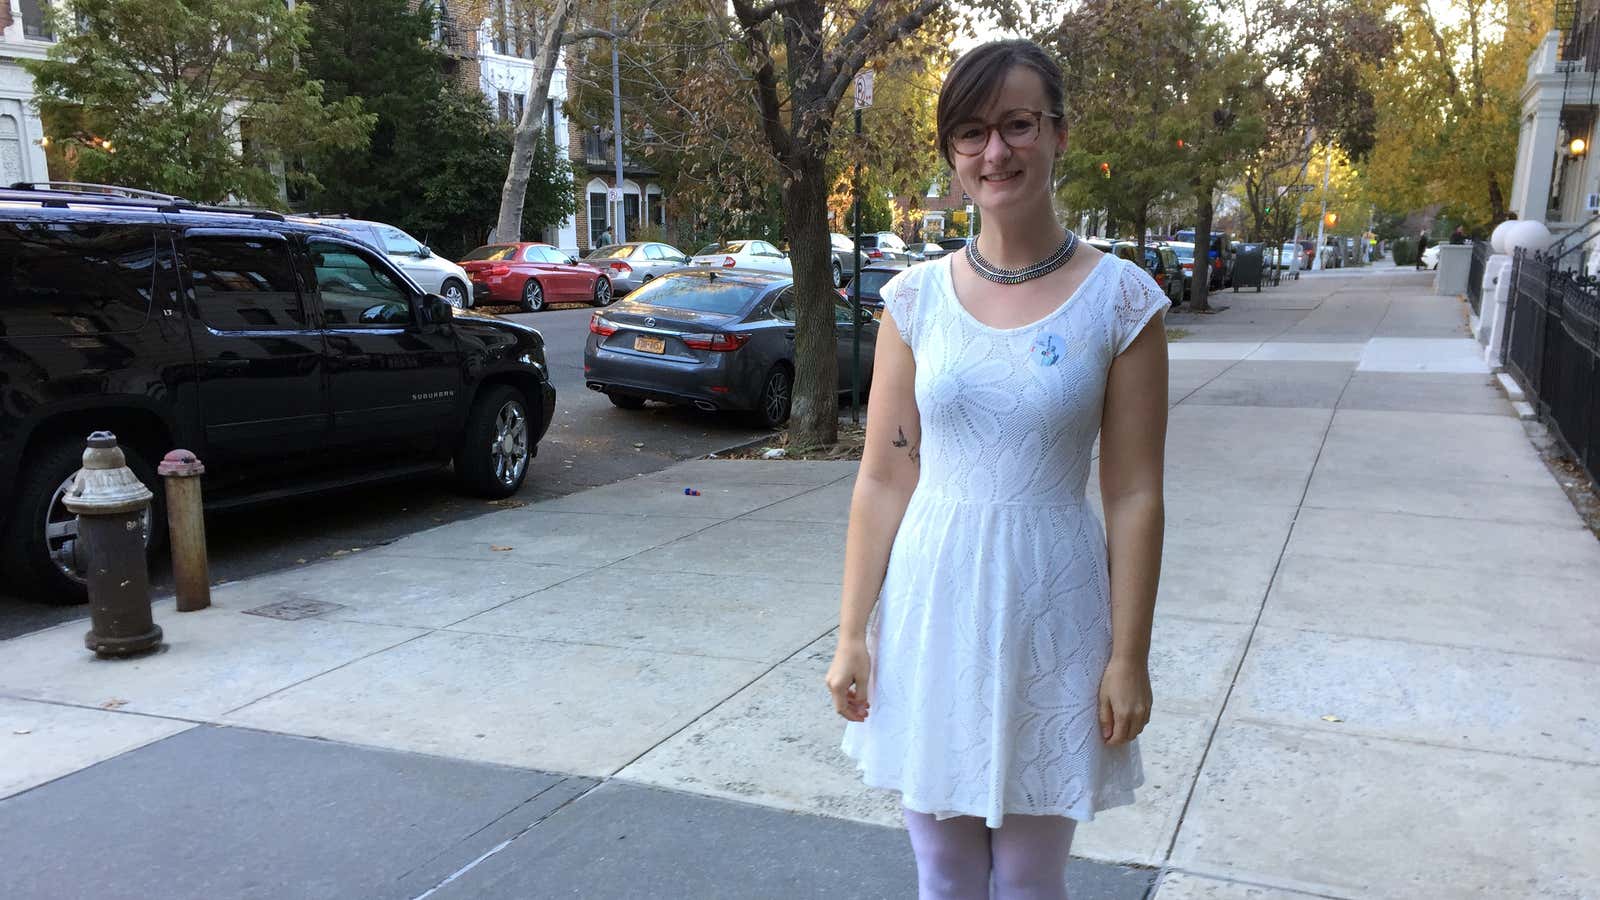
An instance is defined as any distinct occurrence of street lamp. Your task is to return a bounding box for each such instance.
[1324,211,1339,228]
[1571,136,1588,156]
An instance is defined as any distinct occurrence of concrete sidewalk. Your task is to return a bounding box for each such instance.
[2,266,1597,899]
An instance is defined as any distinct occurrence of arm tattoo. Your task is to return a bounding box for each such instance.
[892,426,920,464]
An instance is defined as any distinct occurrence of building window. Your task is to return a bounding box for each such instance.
[623,193,641,234]
[0,116,23,186]
[21,0,53,40]
[545,99,556,144]
[589,191,608,247]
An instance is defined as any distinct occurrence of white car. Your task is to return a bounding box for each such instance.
[1277,242,1301,270]
[1421,244,1440,269]
[296,215,476,307]
[691,239,793,275]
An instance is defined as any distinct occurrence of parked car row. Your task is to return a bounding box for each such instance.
[0,183,557,603]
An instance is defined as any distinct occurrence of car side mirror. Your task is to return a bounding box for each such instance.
[420,293,453,323]
[569,256,579,265]
[857,308,876,325]
[418,245,433,259]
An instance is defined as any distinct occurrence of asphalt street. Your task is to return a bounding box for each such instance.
[0,301,771,641]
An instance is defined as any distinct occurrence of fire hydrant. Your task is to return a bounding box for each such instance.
[63,431,162,658]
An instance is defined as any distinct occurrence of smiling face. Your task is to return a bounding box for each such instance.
[946,66,1068,220]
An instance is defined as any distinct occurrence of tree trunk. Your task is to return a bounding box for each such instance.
[782,148,840,447]
[494,0,575,243]
[1488,174,1505,224]
[1134,204,1148,256]
[1190,185,1214,312]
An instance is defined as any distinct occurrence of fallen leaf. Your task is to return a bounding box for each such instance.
[1320,714,1343,723]
[490,545,514,552]
[101,698,129,710]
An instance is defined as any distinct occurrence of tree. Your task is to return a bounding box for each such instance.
[1364,0,1553,228]
[488,0,664,244]
[26,0,372,206]
[302,0,571,257]
[1045,0,1193,254]
[562,1,783,249]
[719,0,965,447]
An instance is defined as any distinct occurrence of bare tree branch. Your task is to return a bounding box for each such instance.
[729,0,796,160]
[823,0,942,112]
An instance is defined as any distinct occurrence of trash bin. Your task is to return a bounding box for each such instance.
[1232,243,1264,292]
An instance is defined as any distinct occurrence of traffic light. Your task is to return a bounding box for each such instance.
[1324,211,1339,228]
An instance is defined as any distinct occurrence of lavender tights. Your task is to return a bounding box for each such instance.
[902,807,1077,900]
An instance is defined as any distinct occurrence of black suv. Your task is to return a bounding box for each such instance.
[0,185,556,602]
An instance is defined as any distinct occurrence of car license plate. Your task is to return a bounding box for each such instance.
[634,335,666,354]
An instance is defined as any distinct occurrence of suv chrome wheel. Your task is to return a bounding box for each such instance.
[490,399,529,488]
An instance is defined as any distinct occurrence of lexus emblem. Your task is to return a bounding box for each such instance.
[644,317,656,328]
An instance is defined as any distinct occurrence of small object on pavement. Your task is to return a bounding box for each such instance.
[1320,714,1343,723]
[762,448,787,460]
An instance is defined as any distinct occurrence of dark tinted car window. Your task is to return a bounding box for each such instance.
[939,238,968,251]
[310,239,411,327]
[855,269,897,298]
[0,222,156,337]
[186,235,305,331]
[858,235,880,249]
[462,244,518,261]
[634,274,766,315]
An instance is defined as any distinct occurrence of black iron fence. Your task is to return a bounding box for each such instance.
[1503,248,1600,483]
[1466,240,1487,316]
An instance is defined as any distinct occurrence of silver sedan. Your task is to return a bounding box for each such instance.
[582,242,692,293]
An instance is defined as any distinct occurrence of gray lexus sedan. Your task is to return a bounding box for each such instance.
[583,269,877,427]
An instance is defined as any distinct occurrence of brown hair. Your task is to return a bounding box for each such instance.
[936,40,1066,166]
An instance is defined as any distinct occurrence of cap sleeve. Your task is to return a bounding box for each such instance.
[879,266,923,348]
[1112,258,1171,356]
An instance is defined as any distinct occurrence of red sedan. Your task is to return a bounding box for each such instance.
[460,242,614,311]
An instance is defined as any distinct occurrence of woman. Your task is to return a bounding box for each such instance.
[826,39,1168,899]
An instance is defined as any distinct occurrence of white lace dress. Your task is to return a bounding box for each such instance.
[840,252,1169,827]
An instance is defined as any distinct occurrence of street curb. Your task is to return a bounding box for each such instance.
[701,431,780,459]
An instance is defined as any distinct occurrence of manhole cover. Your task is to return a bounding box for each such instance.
[243,598,346,620]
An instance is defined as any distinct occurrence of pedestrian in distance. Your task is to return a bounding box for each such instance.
[1449,225,1467,245]
[826,38,1168,900]
[597,225,613,246]
[1415,230,1429,269]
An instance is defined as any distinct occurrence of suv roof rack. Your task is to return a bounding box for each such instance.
[0,185,286,222]
[8,181,190,202]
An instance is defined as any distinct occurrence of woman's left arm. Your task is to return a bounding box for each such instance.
[1097,312,1169,746]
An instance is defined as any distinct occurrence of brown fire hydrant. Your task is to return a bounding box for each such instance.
[64,431,162,658]
[158,449,209,613]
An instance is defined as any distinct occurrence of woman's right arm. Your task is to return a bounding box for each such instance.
[826,301,921,722]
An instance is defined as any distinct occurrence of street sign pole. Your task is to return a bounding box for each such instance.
[850,71,874,426]
[1313,144,1331,271]
[611,4,626,244]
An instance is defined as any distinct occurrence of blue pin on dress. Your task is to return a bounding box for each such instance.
[1029,333,1065,367]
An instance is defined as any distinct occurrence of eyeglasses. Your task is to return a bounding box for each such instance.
[948,109,1061,157]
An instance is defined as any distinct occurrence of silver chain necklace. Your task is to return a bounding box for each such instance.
[966,231,1079,285]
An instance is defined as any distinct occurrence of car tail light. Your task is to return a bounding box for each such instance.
[837,288,849,299]
[608,261,633,275]
[723,256,737,268]
[868,249,883,259]
[684,332,750,352]
[1154,273,1167,287]
[488,265,510,276]
[589,314,617,336]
